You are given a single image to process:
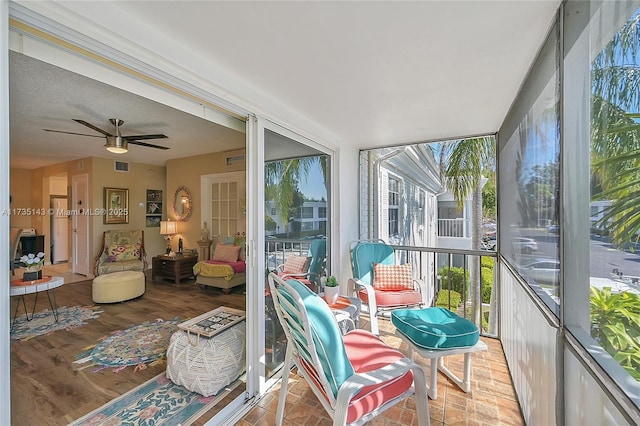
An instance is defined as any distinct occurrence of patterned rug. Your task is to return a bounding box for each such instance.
[10,305,103,341]
[74,318,180,373]
[68,373,241,426]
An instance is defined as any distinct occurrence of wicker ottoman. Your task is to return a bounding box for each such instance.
[166,321,246,397]
[92,270,145,303]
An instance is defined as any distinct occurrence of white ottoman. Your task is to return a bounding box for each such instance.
[92,271,145,303]
[166,321,246,397]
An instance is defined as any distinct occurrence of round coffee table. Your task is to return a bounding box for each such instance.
[10,276,64,328]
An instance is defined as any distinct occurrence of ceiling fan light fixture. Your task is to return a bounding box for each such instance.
[105,135,128,154]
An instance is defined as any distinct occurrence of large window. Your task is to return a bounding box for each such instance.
[498,20,561,314]
[587,3,640,388]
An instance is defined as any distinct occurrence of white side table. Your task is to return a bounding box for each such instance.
[10,276,64,328]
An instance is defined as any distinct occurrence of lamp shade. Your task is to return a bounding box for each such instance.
[160,220,177,235]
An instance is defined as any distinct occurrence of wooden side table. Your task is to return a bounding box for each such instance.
[152,254,198,285]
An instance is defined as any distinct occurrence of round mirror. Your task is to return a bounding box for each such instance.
[173,185,192,221]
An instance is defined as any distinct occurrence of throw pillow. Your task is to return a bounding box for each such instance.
[212,243,241,263]
[234,234,247,261]
[372,262,414,291]
[283,255,312,274]
[107,244,141,262]
[220,235,236,245]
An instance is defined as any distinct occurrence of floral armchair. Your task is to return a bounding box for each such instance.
[94,230,147,276]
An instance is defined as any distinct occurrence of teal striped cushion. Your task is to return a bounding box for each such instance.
[279,279,354,397]
[392,307,479,350]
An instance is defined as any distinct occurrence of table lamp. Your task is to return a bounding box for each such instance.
[160,220,178,254]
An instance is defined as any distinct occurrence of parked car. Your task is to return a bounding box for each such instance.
[546,225,559,234]
[511,237,538,254]
[520,258,560,284]
[482,237,497,250]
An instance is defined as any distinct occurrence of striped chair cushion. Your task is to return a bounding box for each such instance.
[279,279,354,397]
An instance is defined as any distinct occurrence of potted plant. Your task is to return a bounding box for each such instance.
[20,251,45,281]
[323,275,340,305]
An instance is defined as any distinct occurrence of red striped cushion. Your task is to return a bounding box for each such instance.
[343,330,414,423]
[372,263,414,291]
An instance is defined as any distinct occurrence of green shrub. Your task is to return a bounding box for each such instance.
[590,287,640,381]
[438,266,467,295]
[436,290,461,311]
[481,265,494,304]
[439,258,495,304]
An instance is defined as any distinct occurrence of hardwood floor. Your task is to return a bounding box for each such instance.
[10,265,246,426]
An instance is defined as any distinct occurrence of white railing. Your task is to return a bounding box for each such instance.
[438,218,470,238]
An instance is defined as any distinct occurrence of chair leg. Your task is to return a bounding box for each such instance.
[411,364,431,426]
[369,314,380,335]
[428,357,439,399]
[276,343,293,426]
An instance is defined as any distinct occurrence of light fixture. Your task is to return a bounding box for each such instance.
[105,119,128,154]
[160,220,178,254]
[105,136,128,153]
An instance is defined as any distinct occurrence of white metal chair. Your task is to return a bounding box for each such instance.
[348,239,425,335]
[268,272,429,425]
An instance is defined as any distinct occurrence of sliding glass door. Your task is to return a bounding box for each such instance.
[253,119,333,391]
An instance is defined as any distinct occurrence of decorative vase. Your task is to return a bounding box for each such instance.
[201,222,210,241]
[324,285,340,305]
[23,270,42,282]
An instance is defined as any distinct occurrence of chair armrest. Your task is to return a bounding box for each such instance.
[348,278,377,314]
[412,278,427,304]
[334,357,426,414]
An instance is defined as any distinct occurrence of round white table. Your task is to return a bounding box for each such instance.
[10,276,64,328]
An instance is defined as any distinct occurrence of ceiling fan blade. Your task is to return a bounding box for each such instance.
[127,140,170,150]
[43,129,104,138]
[73,119,112,136]
[122,134,168,141]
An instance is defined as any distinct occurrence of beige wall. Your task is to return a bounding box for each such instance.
[91,157,166,265]
[10,159,93,265]
[9,168,33,230]
[10,150,245,273]
[166,148,246,255]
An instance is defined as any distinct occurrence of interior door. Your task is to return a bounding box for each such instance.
[51,197,69,263]
[71,174,90,276]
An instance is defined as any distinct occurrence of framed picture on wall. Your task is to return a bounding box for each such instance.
[146,216,161,228]
[147,189,162,202]
[104,187,129,224]
[147,202,162,214]
[146,189,163,227]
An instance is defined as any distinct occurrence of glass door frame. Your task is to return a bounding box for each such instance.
[252,116,335,396]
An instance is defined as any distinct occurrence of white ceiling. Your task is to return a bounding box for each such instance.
[10,0,561,169]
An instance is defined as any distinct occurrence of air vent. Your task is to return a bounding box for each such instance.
[114,161,129,172]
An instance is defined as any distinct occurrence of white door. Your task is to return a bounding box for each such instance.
[71,174,90,276]
[51,197,69,263]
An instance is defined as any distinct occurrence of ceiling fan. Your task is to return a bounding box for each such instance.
[44,118,169,153]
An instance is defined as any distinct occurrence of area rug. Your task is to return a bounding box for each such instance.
[10,305,103,341]
[69,372,241,426]
[74,318,180,373]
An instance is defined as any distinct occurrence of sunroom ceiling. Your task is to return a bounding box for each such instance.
[10,1,561,167]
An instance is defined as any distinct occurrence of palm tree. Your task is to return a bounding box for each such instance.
[265,155,328,229]
[591,10,640,246]
[440,137,495,328]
